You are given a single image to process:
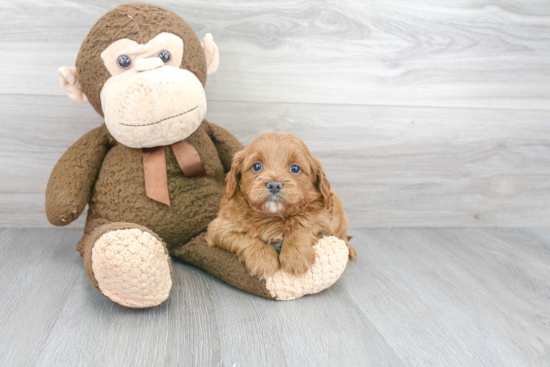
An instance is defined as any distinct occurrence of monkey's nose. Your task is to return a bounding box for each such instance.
[135,57,164,72]
[267,181,282,194]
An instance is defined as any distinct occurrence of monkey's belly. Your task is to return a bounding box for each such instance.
[87,145,225,246]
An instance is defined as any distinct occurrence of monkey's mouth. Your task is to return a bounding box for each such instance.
[119,105,199,127]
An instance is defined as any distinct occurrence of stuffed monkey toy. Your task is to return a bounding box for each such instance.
[46,3,350,308]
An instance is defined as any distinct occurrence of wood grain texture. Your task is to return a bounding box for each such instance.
[0,228,402,366]
[0,0,549,109]
[0,0,549,227]
[344,228,550,366]
[2,95,549,227]
[0,228,84,365]
[0,228,548,366]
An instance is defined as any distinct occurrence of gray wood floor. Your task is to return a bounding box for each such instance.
[1,227,549,366]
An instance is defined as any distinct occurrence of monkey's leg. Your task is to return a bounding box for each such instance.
[171,233,276,299]
[171,234,349,301]
[77,219,173,308]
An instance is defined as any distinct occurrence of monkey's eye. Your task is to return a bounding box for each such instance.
[252,162,263,172]
[158,50,171,63]
[290,164,301,174]
[117,55,132,70]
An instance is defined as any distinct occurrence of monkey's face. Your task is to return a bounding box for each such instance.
[58,4,219,149]
[99,33,206,148]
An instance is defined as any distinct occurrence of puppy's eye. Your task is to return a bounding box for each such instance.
[117,55,132,70]
[252,162,263,172]
[290,164,301,174]
[158,50,171,63]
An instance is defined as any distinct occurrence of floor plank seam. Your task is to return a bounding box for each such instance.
[1,92,550,112]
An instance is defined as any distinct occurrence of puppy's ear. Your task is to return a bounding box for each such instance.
[309,155,333,208]
[225,149,246,200]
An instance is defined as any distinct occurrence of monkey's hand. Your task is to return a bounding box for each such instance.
[46,124,111,226]
[203,120,244,174]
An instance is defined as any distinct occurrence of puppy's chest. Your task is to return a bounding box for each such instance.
[255,224,285,252]
[259,228,284,246]
[255,212,323,238]
[264,236,284,252]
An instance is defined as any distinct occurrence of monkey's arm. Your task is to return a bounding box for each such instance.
[203,119,244,173]
[46,124,112,226]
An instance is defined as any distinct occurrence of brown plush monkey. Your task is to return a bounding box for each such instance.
[47,3,350,308]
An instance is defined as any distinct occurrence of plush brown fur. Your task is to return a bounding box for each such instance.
[45,3,276,304]
[47,121,237,245]
[76,3,207,116]
[207,133,357,278]
[46,119,250,292]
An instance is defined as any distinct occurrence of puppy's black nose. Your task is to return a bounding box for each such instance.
[267,181,282,194]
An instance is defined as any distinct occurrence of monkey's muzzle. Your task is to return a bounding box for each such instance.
[100,65,207,148]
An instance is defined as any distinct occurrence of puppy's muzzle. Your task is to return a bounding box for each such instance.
[267,181,282,195]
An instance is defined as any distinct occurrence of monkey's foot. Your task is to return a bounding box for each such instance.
[91,228,172,308]
[172,234,350,301]
[264,236,349,300]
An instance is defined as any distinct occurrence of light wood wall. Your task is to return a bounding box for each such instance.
[1,0,549,227]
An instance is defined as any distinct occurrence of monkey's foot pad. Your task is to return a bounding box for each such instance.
[91,228,172,308]
[265,236,349,301]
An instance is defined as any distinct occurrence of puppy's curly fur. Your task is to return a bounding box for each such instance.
[206,132,357,278]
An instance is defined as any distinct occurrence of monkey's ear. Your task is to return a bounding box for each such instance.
[58,66,88,104]
[201,33,219,75]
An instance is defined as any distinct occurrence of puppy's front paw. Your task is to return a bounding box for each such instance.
[347,242,358,260]
[242,244,280,279]
[280,242,316,276]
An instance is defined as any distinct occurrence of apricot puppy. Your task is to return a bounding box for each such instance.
[206,132,357,278]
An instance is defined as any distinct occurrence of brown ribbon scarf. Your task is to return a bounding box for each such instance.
[142,140,206,206]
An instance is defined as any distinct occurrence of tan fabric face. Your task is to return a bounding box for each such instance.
[99,33,207,148]
[101,32,184,77]
[75,4,209,116]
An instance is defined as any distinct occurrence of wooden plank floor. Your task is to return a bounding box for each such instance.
[1,227,548,366]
